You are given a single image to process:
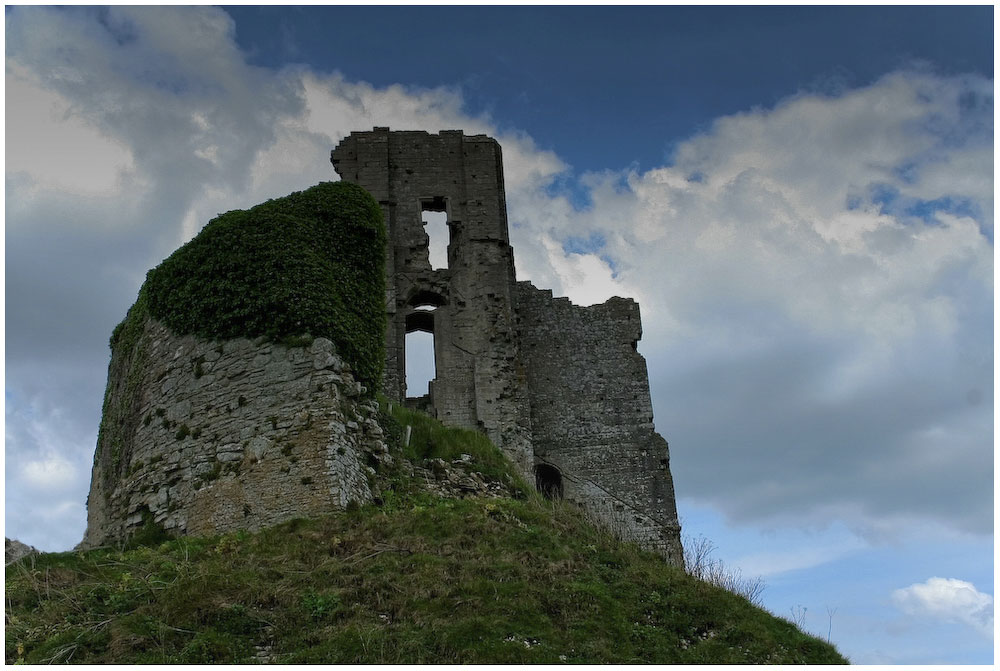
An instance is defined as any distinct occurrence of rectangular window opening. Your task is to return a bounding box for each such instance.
[405,330,436,398]
[421,199,449,270]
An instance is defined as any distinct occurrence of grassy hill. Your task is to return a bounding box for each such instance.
[6,404,847,664]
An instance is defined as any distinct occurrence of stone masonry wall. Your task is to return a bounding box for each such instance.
[81,319,387,549]
[332,129,534,478]
[332,128,683,566]
[516,282,683,565]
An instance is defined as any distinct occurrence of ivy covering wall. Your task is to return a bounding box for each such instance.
[111,181,387,391]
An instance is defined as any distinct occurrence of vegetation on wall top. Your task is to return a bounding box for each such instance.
[112,181,386,392]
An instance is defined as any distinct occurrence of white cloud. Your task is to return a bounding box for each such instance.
[6,392,96,550]
[22,456,77,490]
[536,234,632,306]
[892,577,994,637]
[507,71,993,534]
[6,64,135,196]
[732,537,865,578]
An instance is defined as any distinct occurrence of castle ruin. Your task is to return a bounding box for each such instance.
[332,129,682,563]
[81,129,682,566]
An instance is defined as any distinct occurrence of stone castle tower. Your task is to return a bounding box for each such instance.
[332,129,682,563]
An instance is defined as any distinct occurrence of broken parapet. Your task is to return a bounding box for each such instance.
[516,283,682,565]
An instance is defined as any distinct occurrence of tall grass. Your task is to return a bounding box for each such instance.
[683,534,766,606]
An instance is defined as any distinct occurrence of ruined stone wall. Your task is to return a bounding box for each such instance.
[81,129,684,565]
[81,320,386,549]
[516,282,683,565]
[332,129,533,477]
[331,128,683,566]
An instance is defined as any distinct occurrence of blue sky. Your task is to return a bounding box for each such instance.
[225,6,991,172]
[5,5,994,665]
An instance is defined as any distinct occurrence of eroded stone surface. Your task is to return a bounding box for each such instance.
[517,285,682,564]
[333,128,534,478]
[83,129,683,566]
[81,321,382,548]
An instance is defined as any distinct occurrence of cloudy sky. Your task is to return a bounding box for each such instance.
[4,5,993,665]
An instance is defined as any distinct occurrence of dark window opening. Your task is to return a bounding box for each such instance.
[534,464,563,500]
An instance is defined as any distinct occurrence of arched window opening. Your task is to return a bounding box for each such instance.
[421,198,449,270]
[405,306,437,399]
[534,464,563,500]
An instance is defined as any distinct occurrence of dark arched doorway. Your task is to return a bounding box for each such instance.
[534,464,563,500]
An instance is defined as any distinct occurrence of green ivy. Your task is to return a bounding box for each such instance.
[94,182,386,518]
[112,181,386,392]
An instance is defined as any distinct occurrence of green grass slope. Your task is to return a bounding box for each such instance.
[6,405,847,665]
